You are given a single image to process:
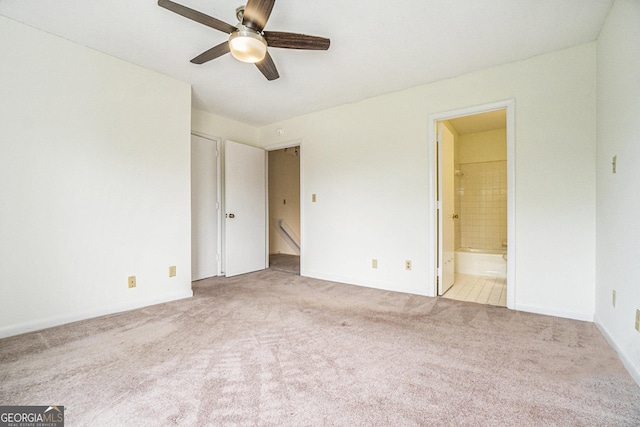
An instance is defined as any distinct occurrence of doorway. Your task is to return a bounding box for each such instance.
[267,142,302,275]
[429,100,515,309]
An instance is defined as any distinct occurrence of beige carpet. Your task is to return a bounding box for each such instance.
[269,253,300,275]
[1,269,639,426]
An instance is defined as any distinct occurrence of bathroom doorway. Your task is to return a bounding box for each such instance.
[267,143,301,275]
[430,100,515,308]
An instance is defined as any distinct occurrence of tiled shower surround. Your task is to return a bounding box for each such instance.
[457,161,507,250]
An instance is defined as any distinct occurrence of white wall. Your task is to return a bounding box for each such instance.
[595,0,640,384]
[0,17,192,337]
[258,43,597,320]
[192,108,258,146]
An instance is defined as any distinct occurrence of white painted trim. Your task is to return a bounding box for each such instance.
[264,139,304,274]
[216,138,222,276]
[594,315,640,387]
[0,290,193,339]
[305,271,429,297]
[278,219,300,249]
[299,144,305,275]
[263,139,303,151]
[190,130,215,139]
[264,149,269,268]
[436,123,444,295]
[427,99,516,309]
[505,101,516,309]
[514,303,593,322]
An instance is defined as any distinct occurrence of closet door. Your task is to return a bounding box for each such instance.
[191,134,220,280]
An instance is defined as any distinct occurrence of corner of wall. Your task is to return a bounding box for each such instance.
[191,108,259,145]
[594,0,640,389]
[594,315,640,387]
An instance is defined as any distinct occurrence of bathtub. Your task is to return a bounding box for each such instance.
[455,247,506,278]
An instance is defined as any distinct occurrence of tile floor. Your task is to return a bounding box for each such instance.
[442,273,507,307]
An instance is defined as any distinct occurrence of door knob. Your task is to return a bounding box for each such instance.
[227,213,235,218]
[449,214,459,219]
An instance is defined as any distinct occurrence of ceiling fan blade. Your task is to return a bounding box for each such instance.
[263,32,330,50]
[158,0,236,34]
[190,42,230,64]
[242,0,275,32]
[255,51,279,81]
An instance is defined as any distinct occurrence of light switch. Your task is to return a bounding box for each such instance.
[312,194,316,202]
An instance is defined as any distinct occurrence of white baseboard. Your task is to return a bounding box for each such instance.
[513,303,594,322]
[0,290,193,339]
[594,315,640,388]
[301,270,429,297]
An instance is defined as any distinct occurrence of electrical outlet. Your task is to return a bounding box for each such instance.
[612,290,616,308]
[635,310,640,333]
[128,276,136,288]
[612,155,617,174]
[405,260,412,271]
[169,266,176,277]
[372,259,378,269]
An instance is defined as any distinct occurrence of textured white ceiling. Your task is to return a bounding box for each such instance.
[0,0,613,126]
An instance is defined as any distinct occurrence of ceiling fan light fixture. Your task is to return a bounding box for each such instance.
[228,27,267,63]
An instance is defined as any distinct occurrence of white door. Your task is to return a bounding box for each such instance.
[225,140,267,277]
[191,134,220,280]
[438,123,456,295]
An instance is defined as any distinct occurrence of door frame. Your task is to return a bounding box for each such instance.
[264,139,304,274]
[191,132,222,278]
[427,99,516,309]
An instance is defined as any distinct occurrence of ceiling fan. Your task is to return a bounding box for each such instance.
[158,0,330,81]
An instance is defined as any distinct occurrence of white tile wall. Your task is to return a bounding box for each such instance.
[458,161,507,250]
